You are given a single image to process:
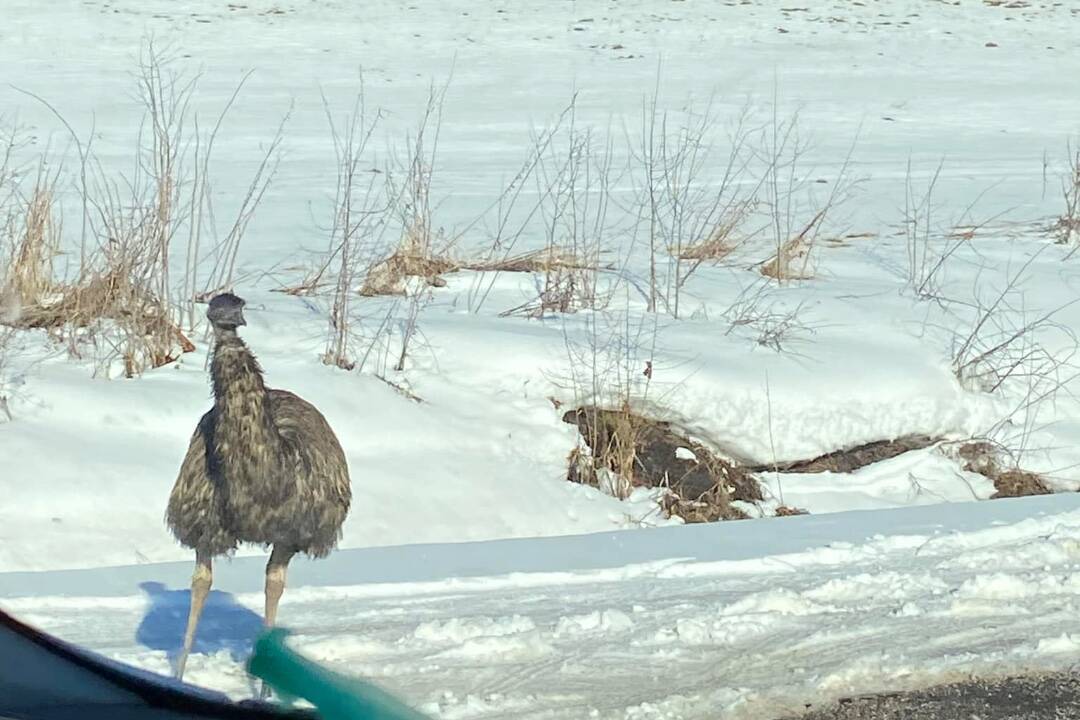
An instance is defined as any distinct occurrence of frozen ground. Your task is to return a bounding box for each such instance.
[3,0,1080,716]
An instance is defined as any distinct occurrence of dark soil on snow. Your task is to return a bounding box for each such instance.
[562,406,1058,524]
[782,671,1080,720]
[748,435,938,475]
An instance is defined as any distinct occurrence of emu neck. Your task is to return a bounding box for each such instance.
[211,329,267,402]
[210,329,285,499]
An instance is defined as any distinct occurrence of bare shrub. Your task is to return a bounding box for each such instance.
[488,102,619,319]
[903,159,950,297]
[360,81,451,298]
[902,156,1019,302]
[949,251,1077,395]
[901,159,1009,299]
[5,44,279,377]
[342,96,617,319]
[1055,142,1080,245]
[11,149,195,374]
[314,80,456,374]
[897,165,1071,471]
[0,117,25,202]
[756,109,860,283]
[721,278,814,353]
[930,249,1080,476]
[318,82,393,370]
[632,87,761,317]
[195,101,287,307]
[463,103,578,314]
[553,300,661,498]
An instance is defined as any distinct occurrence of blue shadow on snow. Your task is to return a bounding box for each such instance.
[135,581,264,672]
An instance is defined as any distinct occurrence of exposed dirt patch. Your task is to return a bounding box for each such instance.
[562,406,762,522]
[956,441,1051,499]
[561,410,1055,521]
[749,435,938,475]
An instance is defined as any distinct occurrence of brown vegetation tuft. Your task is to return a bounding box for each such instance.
[563,404,762,522]
[357,243,603,303]
[2,45,277,377]
[957,441,1051,499]
[359,249,456,297]
[4,177,60,311]
[759,208,826,281]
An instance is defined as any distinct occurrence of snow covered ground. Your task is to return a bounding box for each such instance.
[6,494,1080,719]
[3,0,1080,716]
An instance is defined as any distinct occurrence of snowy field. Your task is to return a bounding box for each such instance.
[3,0,1080,717]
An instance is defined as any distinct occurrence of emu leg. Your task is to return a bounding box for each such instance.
[264,545,296,628]
[258,545,296,700]
[175,550,212,680]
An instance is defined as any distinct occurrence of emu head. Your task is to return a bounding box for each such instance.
[207,293,247,331]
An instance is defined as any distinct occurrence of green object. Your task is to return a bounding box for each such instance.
[248,628,432,720]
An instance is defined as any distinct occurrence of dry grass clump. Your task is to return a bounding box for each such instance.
[563,404,762,522]
[479,246,601,274]
[1,45,278,378]
[359,246,456,296]
[1,157,194,376]
[674,231,737,262]
[17,270,194,376]
[488,246,606,318]
[956,441,1051,499]
[3,179,61,312]
[358,240,602,302]
[1,175,62,321]
[672,199,755,264]
[759,208,825,281]
[661,488,748,523]
[5,234,195,376]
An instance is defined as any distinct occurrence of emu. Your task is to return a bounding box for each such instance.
[166,293,351,679]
